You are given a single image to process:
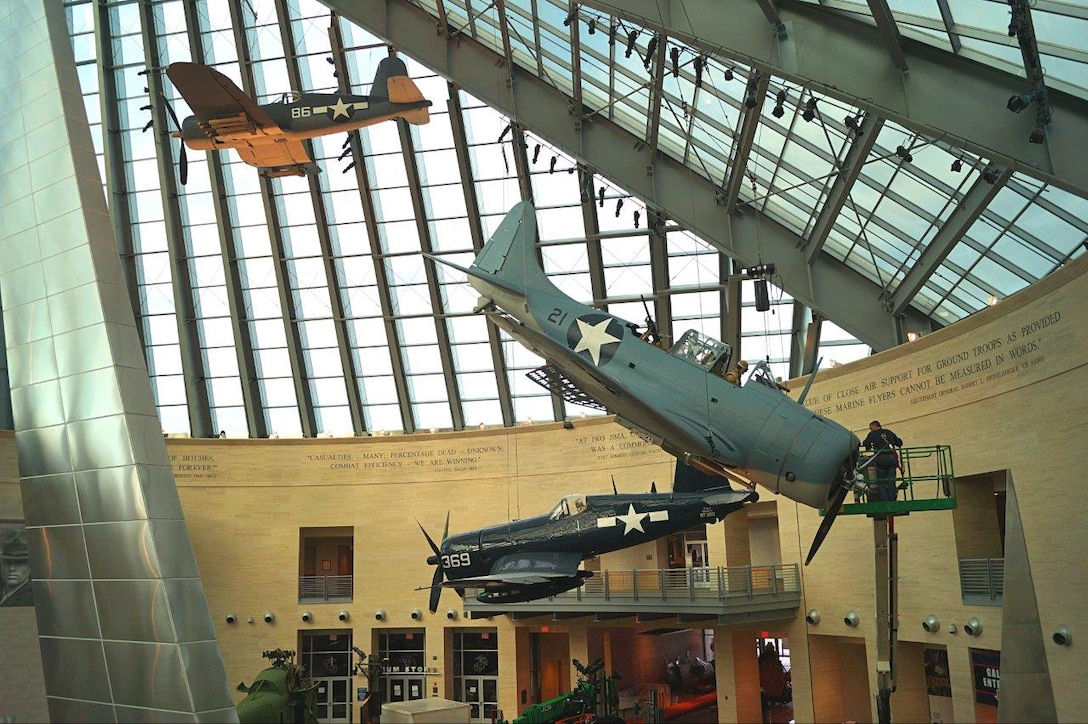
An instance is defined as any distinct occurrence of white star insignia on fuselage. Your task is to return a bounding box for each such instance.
[329,97,351,119]
[597,505,670,535]
[573,317,621,365]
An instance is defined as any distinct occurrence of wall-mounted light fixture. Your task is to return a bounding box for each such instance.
[1053,626,1072,646]
[301,611,313,623]
[225,613,237,624]
[844,610,860,628]
[922,615,940,633]
[446,609,459,620]
[263,612,275,624]
[964,616,983,637]
[805,609,821,625]
[375,609,386,621]
[410,608,423,621]
[338,610,350,622]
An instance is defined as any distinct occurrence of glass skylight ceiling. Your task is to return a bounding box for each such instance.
[62,0,1086,438]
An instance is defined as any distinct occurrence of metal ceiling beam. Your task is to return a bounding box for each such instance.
[295,10,367,436]
[889,166,1012,316]
[191,0,267,438]
[865,0,908,72]
[328,0,930,350]
[575,0,1088,198]
[135,0,214,438]
[448,88,515,428]
[233,3,317,438]
[788,302,811,379]
[723,71,769,214]
[804,116,885,262]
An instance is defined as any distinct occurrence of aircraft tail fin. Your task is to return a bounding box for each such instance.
[470,201,551,294]
[371,57,426,104]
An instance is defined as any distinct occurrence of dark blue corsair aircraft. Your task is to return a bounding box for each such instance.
[165,56,431,182]
[420,487,755,610]
[427,201,863,595]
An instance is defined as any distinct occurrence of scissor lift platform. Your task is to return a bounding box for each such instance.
[823,444,957,517]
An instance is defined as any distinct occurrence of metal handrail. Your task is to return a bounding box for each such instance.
[298,574,353,601]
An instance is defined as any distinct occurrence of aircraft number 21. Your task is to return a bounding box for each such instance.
[441,552,471,568]
[547,308,568,326]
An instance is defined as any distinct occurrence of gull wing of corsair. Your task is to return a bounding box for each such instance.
[164,56,431,182]
[419,486,755,611]
[434,201,861,566]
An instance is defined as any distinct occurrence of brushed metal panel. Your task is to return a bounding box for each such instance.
[27,524,90,579]
[94,579,177,643]
[105,641,192,711]
[32,579,101,638]
[42,243,95,295]
[46,282,103,336]
[68,415,137,470]
[75,465,148,522]
[109,316,148,371]
[164,578,216,643]
[150,519,199,579]
[0,192,35,237]
[14,424,72,477]
[19,471,78,526]
[116,705,198,724]
[0,161,31,206]
[47,696,116,724]
[60,367,125,422]
[31,146,77,197]
[88,236,126,289]
[140,464,185,520]
[0,108,28,149]
[84,520,160,579]
[7,336,58,385]
[1,260,46,307]
[38,207,91,259]
[180,641,235,712]
[24,116,66,166]
[39,636,109,701]
[116,364,159,418]
[32,174,82,225]
[3,296,52,346]
[0,227,42,276]
[128,411,172,466]
[54,323,112,377]
[11,378,65,428]
[100,279,139,327]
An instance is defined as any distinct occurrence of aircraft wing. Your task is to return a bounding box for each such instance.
[232,139,315,174]
[444,551,581,589]
[167,62,276,128]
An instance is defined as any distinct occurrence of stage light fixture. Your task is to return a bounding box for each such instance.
[645,36,659,69]
[1007,93,1034,113]
[615,198,624,217]
[588,19,596,34]
[723,67,734,81]
[895,145,913,163]
[634,210,641,228]
[625,30,639,58]
[609,23,618,46]
[532,143,541,163]
[670,47,680,77]
[549,156,557,174]
[694,56,705,89]
[951,157,963,172]
[844,115,863,136]
[744,74,760,109]
[801,97,818,122]
[598,186,605,207]
[563,7,577,26]
[772,90,786,118]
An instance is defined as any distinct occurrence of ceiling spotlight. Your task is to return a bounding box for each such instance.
[951,157,963,172]
[625,29,639,58]
[772,89,786,118]
[615,198,624,217]
[563,7,577,27]
[532,143,541,163]
[670,46,680,77]
[844,115,863,136]
[723,66,734,81]
[694,56,705,89]
[801,97,818,122]
[598,186,605,207]
[744,74,761,109]
[895,145,913,163]
[1007,93,1034,113]
[588,18,596,34]
[644,35,659,69]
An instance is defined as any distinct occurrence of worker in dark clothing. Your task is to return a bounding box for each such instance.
[862,421,903,502]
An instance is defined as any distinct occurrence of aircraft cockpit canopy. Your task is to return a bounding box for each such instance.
[549,494,588,520]
[747,360,785,392]
[669,329,731,373]
[277,90,304,104]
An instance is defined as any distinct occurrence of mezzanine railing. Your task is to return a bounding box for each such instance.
[298,574,353,601]
[958,558,1004,606]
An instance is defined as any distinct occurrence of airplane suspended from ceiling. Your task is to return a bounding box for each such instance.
[419,484,755,611]
[429,201,864,566]
[163,56,431,183]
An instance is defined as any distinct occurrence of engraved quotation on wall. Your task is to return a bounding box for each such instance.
[803,310,1063,418]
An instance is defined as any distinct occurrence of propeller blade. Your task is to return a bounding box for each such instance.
[442,511,449,542]
[417,520,441,558]
[805,483,850,565]
[160,98,189,186]
[428,564,443,613]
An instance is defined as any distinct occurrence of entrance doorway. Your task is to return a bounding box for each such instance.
[300,630,353,723]
[377,630,427,706]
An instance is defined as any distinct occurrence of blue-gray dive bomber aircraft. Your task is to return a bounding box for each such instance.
[420,486,756,611]
[165,56,431,182]
[430,201,863,566]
